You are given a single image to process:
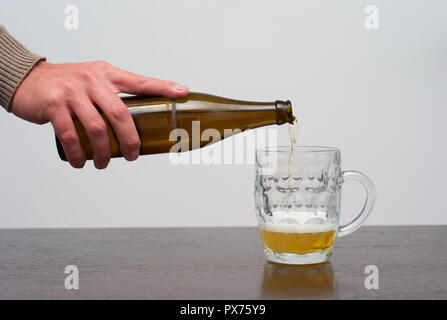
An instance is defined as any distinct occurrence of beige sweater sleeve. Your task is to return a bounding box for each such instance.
[0,25,46,111]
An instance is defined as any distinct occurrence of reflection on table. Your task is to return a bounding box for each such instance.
[261,261,335,299]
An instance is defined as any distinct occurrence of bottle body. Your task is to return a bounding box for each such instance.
[56,92,294,161]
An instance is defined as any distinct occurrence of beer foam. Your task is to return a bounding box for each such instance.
[259,211,338,234]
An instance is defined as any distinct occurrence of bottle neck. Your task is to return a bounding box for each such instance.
[275,100,294,125]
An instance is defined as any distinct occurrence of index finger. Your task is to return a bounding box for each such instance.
[106,67,189,98]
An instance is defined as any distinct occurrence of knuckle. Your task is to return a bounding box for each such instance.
[59,80,75,96]
[125,137,141,151]
[134,77,149,92]
[74,69,95,82]
[110,105,130,121]
[93,60,112,71]
[87,119,107,137]
[46,91,64,108]
[59,131,78,145]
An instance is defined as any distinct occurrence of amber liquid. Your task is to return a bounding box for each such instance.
[56,92,294,161]
[260,229,336,255]
[288,118,298,152]
[287,118,298,193]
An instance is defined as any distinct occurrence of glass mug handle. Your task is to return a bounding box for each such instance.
[337,170,376,238]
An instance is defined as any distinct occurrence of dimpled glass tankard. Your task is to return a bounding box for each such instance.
[255,146,376,265]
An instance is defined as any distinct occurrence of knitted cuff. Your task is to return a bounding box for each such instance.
[0,25,46,111]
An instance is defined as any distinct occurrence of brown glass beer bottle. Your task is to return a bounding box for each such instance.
[56,92,294,161]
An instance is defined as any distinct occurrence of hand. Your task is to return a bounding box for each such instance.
[10,61,189,169]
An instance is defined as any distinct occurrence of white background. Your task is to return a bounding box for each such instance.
[0,0,446,228]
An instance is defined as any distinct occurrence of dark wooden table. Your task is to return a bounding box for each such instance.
[0,226,445,299]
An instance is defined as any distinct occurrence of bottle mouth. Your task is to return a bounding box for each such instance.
[275,99,295,125]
